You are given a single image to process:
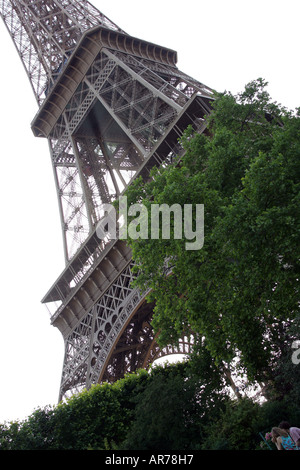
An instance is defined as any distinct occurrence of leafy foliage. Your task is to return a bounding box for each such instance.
[122,360,228,450]
[120,78,300,389]
[1,361,299,450]
[0,362,228,450]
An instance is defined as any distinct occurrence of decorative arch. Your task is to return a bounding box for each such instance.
[59,261,193,401]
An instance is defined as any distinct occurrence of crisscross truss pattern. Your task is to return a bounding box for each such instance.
[0,0,123,104]
[46,44,212,259]
[60,261,193,401]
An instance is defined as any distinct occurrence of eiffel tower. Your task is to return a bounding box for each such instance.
[0,0,212,401]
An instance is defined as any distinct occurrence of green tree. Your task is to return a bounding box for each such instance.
[0,373,147,450]
[122,361,227,450]
[51,379,137,449]
[0,407,56,450]
[120,78,300,390]
[0,364,227,450]
[200,398,263,450]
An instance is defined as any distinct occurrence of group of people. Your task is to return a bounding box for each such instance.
[271,421,300,450]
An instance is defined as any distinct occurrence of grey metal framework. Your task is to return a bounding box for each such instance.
[1,0,213,401]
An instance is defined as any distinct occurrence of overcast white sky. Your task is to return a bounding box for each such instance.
[0,0,299,423]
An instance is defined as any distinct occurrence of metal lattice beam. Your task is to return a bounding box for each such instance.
[0,0,123,104]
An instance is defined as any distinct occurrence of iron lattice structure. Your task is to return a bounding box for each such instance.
[1,0,213,401]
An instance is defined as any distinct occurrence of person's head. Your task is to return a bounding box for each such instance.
[272,427,289,438]
[279,421,290,430]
